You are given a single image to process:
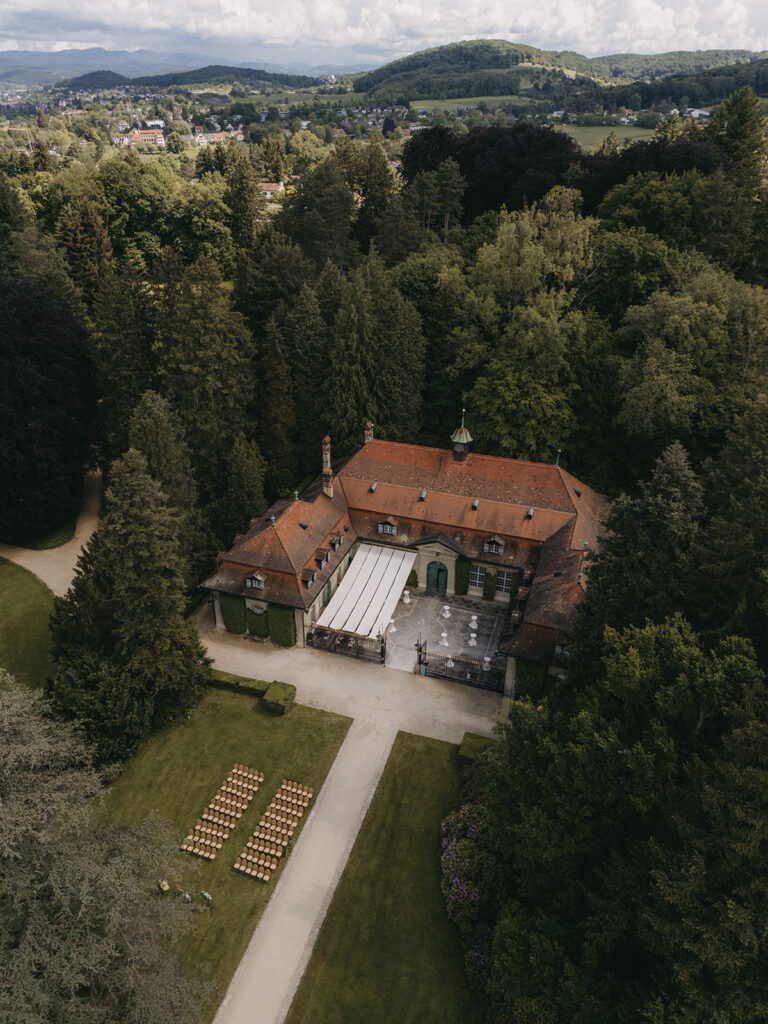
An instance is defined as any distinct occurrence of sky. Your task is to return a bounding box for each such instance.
[1,0,768,67]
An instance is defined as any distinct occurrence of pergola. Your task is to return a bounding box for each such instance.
[316,543,416,639]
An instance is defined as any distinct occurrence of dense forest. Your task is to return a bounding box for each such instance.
[2,79,768,1020]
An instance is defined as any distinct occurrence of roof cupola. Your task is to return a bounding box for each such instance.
[450,409,473,462]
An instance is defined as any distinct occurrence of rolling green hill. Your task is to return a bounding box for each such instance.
[58,64,320,91]
[353,39,767,102]
[57,69,130,90]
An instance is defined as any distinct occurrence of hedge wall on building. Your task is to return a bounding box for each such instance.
[219,593,246,633]
[267,604,296,647]
[455,556,470,596]
[246,605,270,637]
[483,570,497,601]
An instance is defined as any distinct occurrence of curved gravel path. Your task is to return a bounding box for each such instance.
[0,472,101,596]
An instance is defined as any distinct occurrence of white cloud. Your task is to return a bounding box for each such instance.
[2,0,768,63]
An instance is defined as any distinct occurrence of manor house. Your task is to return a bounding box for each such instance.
[203,419,608,673]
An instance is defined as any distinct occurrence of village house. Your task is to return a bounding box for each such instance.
[203,420,608,687]
[124,127,165,148]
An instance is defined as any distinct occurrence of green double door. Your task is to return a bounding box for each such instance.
[426,561,448,595]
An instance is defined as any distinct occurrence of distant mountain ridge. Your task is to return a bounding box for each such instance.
[353,39,768,100]
[0,47,374,88]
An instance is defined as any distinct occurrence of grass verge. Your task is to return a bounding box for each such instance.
[101,687,351,1021]
[556,123,654,151]
[21,517,77,549]
[285,730,483,1024]
[0,557,55,688]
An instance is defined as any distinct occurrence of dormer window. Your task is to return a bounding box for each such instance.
[483,536,504,555]
[315,547,330,569]
[301,568,316,588]
[377,517,397,536]
[330,533,342,551]
[246,572,266,590]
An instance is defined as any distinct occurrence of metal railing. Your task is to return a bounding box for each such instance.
[417,644,504,692]
[306,627,385,664]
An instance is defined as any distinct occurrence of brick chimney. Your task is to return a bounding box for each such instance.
[364,420,374,444]
[322,435,333,499]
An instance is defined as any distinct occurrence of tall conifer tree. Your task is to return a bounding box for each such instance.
[49,450,210,761]
[258,320,299,496]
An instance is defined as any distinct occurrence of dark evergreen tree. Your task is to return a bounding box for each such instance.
[129,390,197,511]
[213,432,267,544]
[258,320,299,496]
[0,280,97,542]
[572,441,703,682]
[154,256,256,503]
[706,86,768,195]
[55,197,115,306]
[49,449,211,761]
[129,390,214,586]
[355,139,397,244]
[362,250,425,441]
[314,258,346,327]
[224,146,266,252]
[281,157,356,266]
[283,284,331,472]
[693,396,768,668]
[326,282,376,455]
[236,232,314,333]
[91,265,156,458]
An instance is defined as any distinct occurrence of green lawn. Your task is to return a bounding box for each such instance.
[22,517,76,549]
[286,731,483,1024]
[556,124,654,151]
[101,688,351,1021]
[0,557,55,688]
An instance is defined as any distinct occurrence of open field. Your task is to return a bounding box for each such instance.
[285,730,483,1024]
[102,687,351,1021]
[557,124,654,150]
[412,94,536,111]
[0,557,55,688]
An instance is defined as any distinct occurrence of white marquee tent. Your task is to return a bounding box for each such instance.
[315,543,416,639]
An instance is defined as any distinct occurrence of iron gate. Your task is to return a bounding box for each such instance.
[418,645,504,692]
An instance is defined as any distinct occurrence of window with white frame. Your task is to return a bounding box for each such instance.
[483,539,504,555]
[496,570,514,594]
[246,575,264,590]
[469,564,486,589]
[377,520,397,536]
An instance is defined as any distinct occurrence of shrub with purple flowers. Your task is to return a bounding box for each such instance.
[441,802,495,990]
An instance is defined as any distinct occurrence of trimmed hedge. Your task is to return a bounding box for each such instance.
[454,556,470,596]
[219,593,246,634]
[483,570,497,601]
[246,605,269,637]
[268,604,296,647]
[458,731,496,764]
[210,669,269,698]
[406,567,419,587]
[262,680,296,715]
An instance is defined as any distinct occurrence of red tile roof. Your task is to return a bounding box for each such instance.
[204,438,609,650]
